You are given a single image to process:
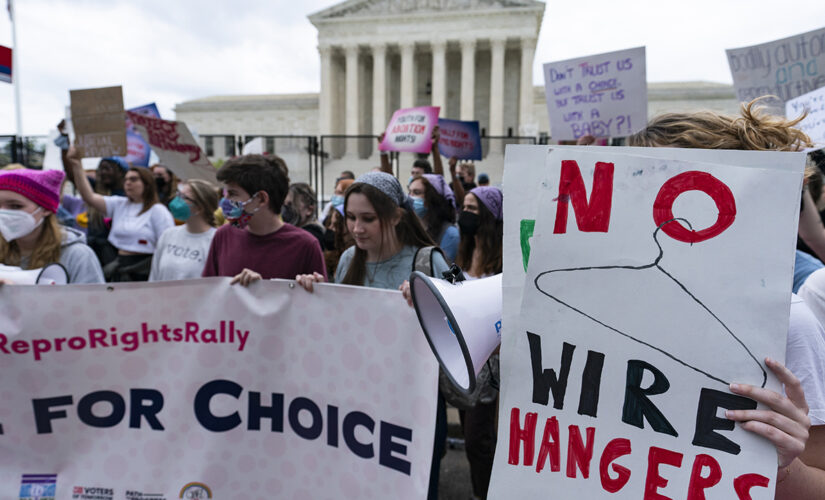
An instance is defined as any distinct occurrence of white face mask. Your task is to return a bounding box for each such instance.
[0,208,44,242]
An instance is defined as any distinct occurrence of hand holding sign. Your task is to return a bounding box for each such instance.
[379,106,440,154]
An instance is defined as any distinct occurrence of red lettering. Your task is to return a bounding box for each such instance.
[553,160,614,234]
[508,408,537,466]
[733,473,770,500]
[88,329,108,348]
[536,416,560,473]
[11,340,29,354]
[599,438,632,493]
[566,425,596,478]
[687,454,722,499]
[652,171,736,243]
[32,339,51,360]
[185,322,199,342]
[0,333,8,354]
[644,446,683,500]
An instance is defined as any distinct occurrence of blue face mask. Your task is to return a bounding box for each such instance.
[407,176,415,187]
[219,192,260,228]
[331,195,345,208]
[169,195,191,221]
[412,196,427,217]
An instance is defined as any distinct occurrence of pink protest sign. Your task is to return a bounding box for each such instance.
[379,106,440,153]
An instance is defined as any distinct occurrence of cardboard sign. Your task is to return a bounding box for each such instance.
[543,47,647,141]
[126,112,216,183]
[69,86,127,158]
[437,118,482,160]
[727,27,825,115]
[124,103,161,166]
[0,279,438,499]
[379,106,440,153]
[786,86,825,145]
[492,145,805,499]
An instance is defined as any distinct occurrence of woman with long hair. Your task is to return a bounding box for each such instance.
[409,173,459,262]
[149,179,219,281]
[67,146,174,282]
[0,169,103,283]
[628,98,825,499]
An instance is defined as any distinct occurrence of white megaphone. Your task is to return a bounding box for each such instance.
[410,270,502,395]
[0,263,69,285]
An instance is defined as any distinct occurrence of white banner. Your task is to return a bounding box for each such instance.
[786,85,825,145]
[543,47,647,141]
[0,279,437,499]
[493,145,805,499]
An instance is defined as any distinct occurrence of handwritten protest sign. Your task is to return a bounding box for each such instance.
[543,47,646,141]
[0,279,437,499]
[124,103,160,166]
[70,86,126,158]
[786,86,825,144]
[492,145,805,499]
[437,118,482,160]
[126,112,216,183]
[379,106,440,153]
[727,27,825,115]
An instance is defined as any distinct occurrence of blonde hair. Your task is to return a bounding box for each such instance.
[0,215,62,269]
[627,97,813,152]
[184,179,219,227]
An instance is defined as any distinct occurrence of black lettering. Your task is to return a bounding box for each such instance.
[380,421,412,475]
[693,388,756,455]
[528,332,575,408]
[247,391,284,432]
[77,390,125,428]
[578,350,605,417]
[622,360,677,437]
[129,389,164,430]
[194,379,242,432]
[32,395,73,434]
[289,397,323,440]
[343,411,375,459]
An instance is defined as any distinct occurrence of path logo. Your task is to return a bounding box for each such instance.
[179,483,211,499]
[18,474,57,500]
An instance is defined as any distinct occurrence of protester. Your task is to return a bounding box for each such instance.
[203,154,326,285]
[628,99,825,499]
[283,182,325,249]
[149,179,219,281]
[457,161,477,191]
[323,205,354,279]
[66,147,174,282]
[477,173,490,187]
[409,173,459,262]
[295,171,450,499]
[151,164,178,206]
[0,169,103,284]
[321,178,354,225]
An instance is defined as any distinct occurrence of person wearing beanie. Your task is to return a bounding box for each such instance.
[408,173,460,262]
[0,168,104,284]
[296,170,451,500]
[65,147,174,282]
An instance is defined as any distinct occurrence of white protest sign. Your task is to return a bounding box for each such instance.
[492,146,804,499]
[126,112,216,183]
[0,279,437,499]
[727,27,825,115]
[786,85,825,144]
[543,47,646,141]
[379,106,440,154]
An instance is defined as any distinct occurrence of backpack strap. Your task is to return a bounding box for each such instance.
[412,246,446,277]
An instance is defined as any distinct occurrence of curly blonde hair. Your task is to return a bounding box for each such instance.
[627,97,813,152]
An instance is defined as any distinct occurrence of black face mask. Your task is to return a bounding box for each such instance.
[458,211,480,236]
[281,204,299,225]
[323,229,336,250]
[154,177,167,192]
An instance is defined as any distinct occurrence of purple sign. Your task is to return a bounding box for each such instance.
[124,103,160,166]
[379,106,440,154]
[437,118,482,160]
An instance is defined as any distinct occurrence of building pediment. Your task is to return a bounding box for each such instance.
[309,0,544,22]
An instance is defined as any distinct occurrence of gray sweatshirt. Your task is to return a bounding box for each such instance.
[20,227,104,284]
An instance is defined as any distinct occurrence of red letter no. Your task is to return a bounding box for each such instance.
[653,171,736,243]
[553,161,614,234]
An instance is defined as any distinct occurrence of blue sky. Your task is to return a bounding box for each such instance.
[1,0,824,135]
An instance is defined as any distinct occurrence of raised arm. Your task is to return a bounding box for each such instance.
[65,146,107,213]
[448,156,465,209]
[431,126,444,176]
[377,133,392,174]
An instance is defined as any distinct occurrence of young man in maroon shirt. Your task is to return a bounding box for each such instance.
[203,154,326,285]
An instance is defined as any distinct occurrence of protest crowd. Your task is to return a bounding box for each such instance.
[1,90,825,498]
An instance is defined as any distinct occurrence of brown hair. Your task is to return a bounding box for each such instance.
[456,194,502,276]
[627,97,813,151]
[184,179,219,227]
[217,154,290,214]
[0,215,62,269]
[128,167,160,215]
[151,164,178,203]
[340,183,435,286]
[412,175,456,242]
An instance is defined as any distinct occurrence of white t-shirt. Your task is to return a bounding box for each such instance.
[788,294,825,426]
[149,225,217,281]
[104,196,175,254]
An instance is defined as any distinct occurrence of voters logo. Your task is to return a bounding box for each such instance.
[18,474,57,500]
[71,485,113,500]
[179,483,211,499]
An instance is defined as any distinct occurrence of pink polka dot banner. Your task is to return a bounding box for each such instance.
[0,278,438,499]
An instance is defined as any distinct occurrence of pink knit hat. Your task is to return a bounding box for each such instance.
[0,169,65,213]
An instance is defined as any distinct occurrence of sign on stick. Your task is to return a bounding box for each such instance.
[70,86,127,158]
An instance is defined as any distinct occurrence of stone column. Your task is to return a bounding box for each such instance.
[372,43,387,134]
[431,39,447,110]
[489,37,506,152]
[460,39,476,121]
[519,37,537,136]
[400,41,415,109]
[318,44,334,135]
[345,44,360,138]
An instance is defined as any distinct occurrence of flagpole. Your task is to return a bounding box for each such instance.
[9,0,22,146]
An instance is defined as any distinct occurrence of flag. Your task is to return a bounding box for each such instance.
[0,45,11,83]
